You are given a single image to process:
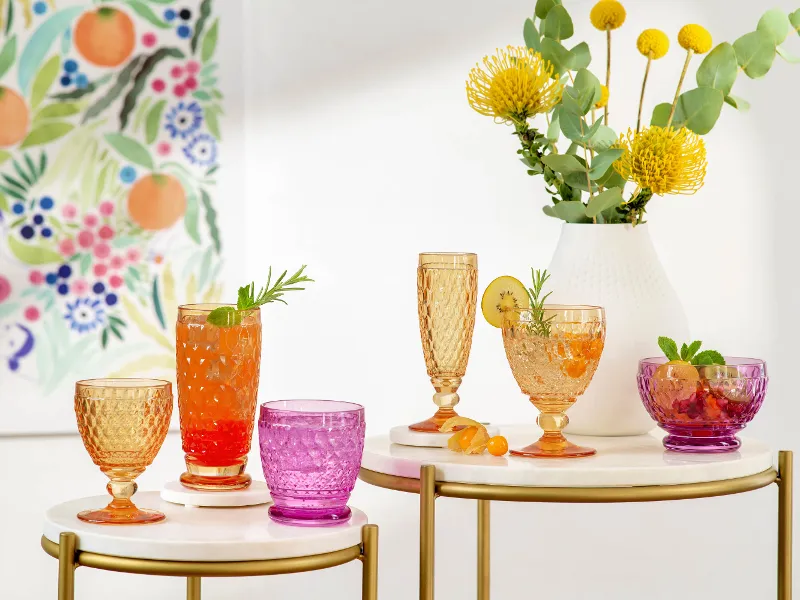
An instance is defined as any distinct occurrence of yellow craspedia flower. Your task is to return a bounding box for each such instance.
[678,24,712,54]
[637,29,670,59]
[466,46,564,123]
[595,85,609,109]
[614,126,707,195]
[590,0,626,31]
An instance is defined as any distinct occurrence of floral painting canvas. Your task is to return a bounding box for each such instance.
[0,0,225,433]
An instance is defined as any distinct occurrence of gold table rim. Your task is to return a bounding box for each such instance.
[358,466,779,503]
[41,535,363,577]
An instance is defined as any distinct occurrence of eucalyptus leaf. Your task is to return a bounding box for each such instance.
[734,30,776,79]
[676,87,724,134]
[596,162,627,189]
[589,148,623,180]
[696,43,738,96]
[588,125,617,151]
[570,42,591,69]
[560,111,601,143]
[574,68,602,105]
[542,205,558,218]
[546,109,561,141]
[535,0,561,19]
[790,10,800,35]
[542,153,583,173]
[757,8,791,45]
[724,95,751,111]
[777,45,800,63]
[543,5,573,41]
[540,37,574,75]
[523,18,541,52]
[552,200,589,223]
[586,187,623,217]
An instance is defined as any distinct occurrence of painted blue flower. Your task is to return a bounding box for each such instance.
[64,59,78,73]
[33,1,47,15]
[120,166,137,183]
[177,25,192,39]
[12,203,24,215]
[40,227,52,238]
[165,102,203,139]
[20,225,35,239]
[60,75,71,87]
[65,298,105,334]
[183,133,218,167]
[164,8,176,21]
[75,74,88,89]
[39,196,54,210]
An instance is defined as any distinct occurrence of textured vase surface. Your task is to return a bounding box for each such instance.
[546,223,690,436]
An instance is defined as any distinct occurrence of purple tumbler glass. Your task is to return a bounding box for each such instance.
[259,400,366,526]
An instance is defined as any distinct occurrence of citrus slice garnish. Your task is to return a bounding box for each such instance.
[481,276,531,328]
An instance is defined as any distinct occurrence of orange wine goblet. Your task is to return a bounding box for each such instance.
[74,378,173,524]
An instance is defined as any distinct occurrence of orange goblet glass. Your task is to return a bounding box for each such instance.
[74,378,173,524]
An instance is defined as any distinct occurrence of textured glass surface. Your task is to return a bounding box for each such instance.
[638,357,768,453]
[411,253,477,432]
[176,304,262,490]
[74,378,172,524]
[259,400,365,526]
[502,306,605,458]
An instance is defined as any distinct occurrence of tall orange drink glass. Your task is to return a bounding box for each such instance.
[176,304,262,490]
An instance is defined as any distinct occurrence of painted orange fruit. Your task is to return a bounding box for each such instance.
[127,174,187,230]
[74,7,135,67]
[0,87,29,147]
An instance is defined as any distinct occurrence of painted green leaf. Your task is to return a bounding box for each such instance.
[757,8,790,45]
[30,55,61,110]
[0,191,8,212]
[724,95,750,111]
[574,68,601,105]
[200,188,221,253]
[205,107,221,140]
[0,35,17,81]
[20,122,74,149]
[17,6,84,94]
[104,133,155,170]
[543,5,573,40]
[120,47,184,130]
[51,73,112,101]
[552,200,589,223]
[183,187,201,244]
[586,187,623,217]
[540,37,574,75]
[588,148,623,180]
[192,90,212,101]
[126,0,170,28]
[570,42,591,69]
[201,18,219,62]
[542,153,583,173]
[84,56,144,123]
[8,235,62,265]
[776,45,800,63]
[191,0,213,54]
[535,0,561,19]
[790,10,800,36]
[0,150,11,165]
[34,102,81,121]
[696,43,738,96]
[733,30,776,78]
[523,18,541,52]
[145,99,167,145]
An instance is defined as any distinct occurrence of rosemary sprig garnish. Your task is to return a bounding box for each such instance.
[206,265,313,327]
[527,268,556,337]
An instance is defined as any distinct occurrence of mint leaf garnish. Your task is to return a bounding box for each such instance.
[692,350,725,366]
[658,336,680,361]
[685,340,702,362]
[206,306,242,327]
[680,343,689,360]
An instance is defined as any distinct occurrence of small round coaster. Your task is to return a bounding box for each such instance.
[389,424,500,448]
[160,480,272,508]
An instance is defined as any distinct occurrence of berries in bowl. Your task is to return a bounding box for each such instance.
[637,337,768,453]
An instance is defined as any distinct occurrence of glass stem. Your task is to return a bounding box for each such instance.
[431,376,461,411]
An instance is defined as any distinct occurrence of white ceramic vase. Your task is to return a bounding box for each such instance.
[546,223,690,436]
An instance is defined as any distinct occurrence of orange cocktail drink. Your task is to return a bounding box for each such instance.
[176,304,262,490]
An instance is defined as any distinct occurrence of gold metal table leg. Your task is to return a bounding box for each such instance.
[361,524,379,600]
[420,465,436,600]
[187,576,201,600]
[779,450,793,600]
[57,532,77,600]
[477,500,490,600]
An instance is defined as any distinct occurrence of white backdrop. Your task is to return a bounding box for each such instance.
[2,0,798,598]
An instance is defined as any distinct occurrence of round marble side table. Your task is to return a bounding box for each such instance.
[41,492,378,600]
[358,426,792,600]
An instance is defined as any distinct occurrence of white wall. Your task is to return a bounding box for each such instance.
[2,0,798,598]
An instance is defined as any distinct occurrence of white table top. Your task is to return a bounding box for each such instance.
[43,492,367,562]
[361,426,774,488]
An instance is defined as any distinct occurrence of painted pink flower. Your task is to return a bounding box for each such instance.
[171,66,184,79]
[109,275,124,289]
[152,79,166,93]
[62,204,78,220]
[0,276,11,302]
[71,279,89,295]
[29,271,44,286]
[58,238,76,257]
[98,225,115,240]
[142,32,157,47]
[93,264,108,277]
[24,306,40,322]
[157,142,171,156]
[186,60,200,75]
[77,230,94,249]
[174,85,186,98]
[110,255,124,269]
[185,77,198,90]
[126,248,141,263]
[94,243,111,260]
[99,201,115,216]
[83,214,99,228]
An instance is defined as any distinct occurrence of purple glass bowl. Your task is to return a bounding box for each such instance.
[637,357,767,453]
[258,400,366,526]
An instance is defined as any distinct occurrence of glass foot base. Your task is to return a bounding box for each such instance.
[77,506,165,525]
[409,410,463,433]
[268,505,352,527]
[510,440,596,459]
[180,472,252,491]
[664,434,741,453]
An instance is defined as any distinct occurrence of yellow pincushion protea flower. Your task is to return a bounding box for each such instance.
[595,85,609,108]
[678,24,712,54]
[637,29,670,59]
[466,46,564,124]
[590,0,626,30]
[614,126,707,195]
